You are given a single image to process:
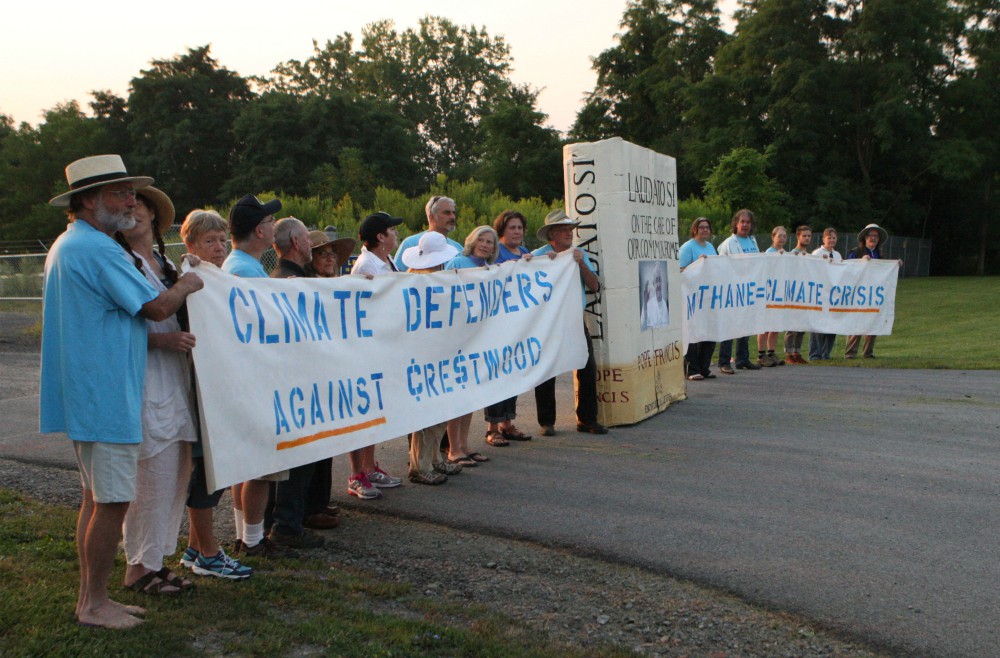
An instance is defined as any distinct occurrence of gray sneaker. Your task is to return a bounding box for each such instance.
[367,462,402,488]
[347,473,382,499]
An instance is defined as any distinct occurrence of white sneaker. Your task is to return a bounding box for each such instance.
[347,473,382,499]
[367,462,402,488]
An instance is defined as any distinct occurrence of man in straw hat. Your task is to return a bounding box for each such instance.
[531,209,608,436]
[41,154,204,629]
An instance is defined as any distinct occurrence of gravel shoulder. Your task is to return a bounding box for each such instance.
[1,457,884,657]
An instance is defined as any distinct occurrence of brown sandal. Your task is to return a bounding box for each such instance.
[500,425,532,441]
[125,571,181,595]
[485,431,509,447]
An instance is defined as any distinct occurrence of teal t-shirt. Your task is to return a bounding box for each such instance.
[40,221,159,442]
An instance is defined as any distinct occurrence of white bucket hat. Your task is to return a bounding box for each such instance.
[49,154,153,207]
[401,231,459,270]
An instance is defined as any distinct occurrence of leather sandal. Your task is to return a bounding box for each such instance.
[485,431,509,447]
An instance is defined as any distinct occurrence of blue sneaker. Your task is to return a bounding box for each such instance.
[192,550,253,580]
[180,546,199,569]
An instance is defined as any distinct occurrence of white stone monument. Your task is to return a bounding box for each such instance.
[563,138,685,426]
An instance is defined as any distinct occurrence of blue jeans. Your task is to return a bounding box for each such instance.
[717,336,750,367]
[809,333,836,360]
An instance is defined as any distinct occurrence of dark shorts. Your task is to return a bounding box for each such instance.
[186,456,225,509]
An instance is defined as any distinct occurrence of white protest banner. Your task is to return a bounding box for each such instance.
[681,254,899,344]
[563,138,685,426]
[185,254,588,491]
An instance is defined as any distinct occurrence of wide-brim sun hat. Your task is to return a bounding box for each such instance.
[857,223,888,246]
[537,208,581,241]
[309,230,356,266]
[135,186,175,234]
[49,154,153,207]
[401,231,459,269]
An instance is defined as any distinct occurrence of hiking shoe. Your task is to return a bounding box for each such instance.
[577,422,609,435]
[720,365,735,375]
[180,546,199,569]
[736,361,761,370]
[757,355,775,367]
[434,460,463,475]
[348,473,382,499]
[539,425,555,436]
[192,550,253,580]
[409,470,447,485]
[303,513,341,530]
[239,537,297,559]
[367,462,402,488]
[269,528,325,549]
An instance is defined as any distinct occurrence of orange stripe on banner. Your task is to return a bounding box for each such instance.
[828,308,880,313]
[276,417,387,451]
[766,304,823,311]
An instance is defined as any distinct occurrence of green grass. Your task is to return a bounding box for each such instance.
[755,276,1000,370]
[0,490,632,658]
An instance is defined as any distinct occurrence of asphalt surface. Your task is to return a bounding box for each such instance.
[2,339,998,657]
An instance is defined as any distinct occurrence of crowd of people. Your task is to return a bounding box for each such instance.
[40,155,608,628]
[681,209,894,381]
[41,155,892,629]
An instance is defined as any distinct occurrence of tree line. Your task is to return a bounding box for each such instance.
[1,4,996,274]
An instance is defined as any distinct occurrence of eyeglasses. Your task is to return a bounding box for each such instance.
[103,189,137,201]
[315,249,337,258]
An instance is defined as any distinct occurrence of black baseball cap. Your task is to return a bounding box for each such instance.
[359,211,404,244]
[229,194,282,237]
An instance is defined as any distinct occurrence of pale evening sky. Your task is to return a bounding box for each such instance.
[2,1,737,134]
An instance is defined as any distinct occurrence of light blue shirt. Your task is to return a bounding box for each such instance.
[444,254,487,270]
[678,239,717,269]
[394,231,463,272]
[531,244,596,309]
[40,221,159,442]
[222,248,267,278]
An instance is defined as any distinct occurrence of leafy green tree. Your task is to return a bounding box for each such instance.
[265,17,530,176]
[573,0,730,194]
[473,98,563,200]
[0,102,112,240]
[222,91,422,205]
[704,146,791,226]
[126,46,253,213]
[930,0,999,274]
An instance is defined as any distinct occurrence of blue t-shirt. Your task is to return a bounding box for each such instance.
[222,248,267,278]
[531,244,596,309]
[678,239,717,269]
[394,232,463,272]
[497,243,530,264]
[40,221,159,442]
[444,254,487,270]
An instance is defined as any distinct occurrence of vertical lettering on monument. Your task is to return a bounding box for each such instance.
[569,156,604,341]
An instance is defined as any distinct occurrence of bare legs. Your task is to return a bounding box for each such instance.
[348,446,376,476]
[187,507,219,557]
[76,491,144,629]
[446,413,473,460]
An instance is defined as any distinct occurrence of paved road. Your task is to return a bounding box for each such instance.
[3,347,998,656]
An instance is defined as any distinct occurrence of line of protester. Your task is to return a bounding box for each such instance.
[681,210,896,381]
[40,155,608,629]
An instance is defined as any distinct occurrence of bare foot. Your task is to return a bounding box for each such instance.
[78,602,144,629]
[109,600,146,616]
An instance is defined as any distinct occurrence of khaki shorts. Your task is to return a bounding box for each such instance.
[74,441,140,503]
[255,470,289,482]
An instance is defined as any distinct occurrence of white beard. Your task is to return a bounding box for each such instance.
[95,196,136,233]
